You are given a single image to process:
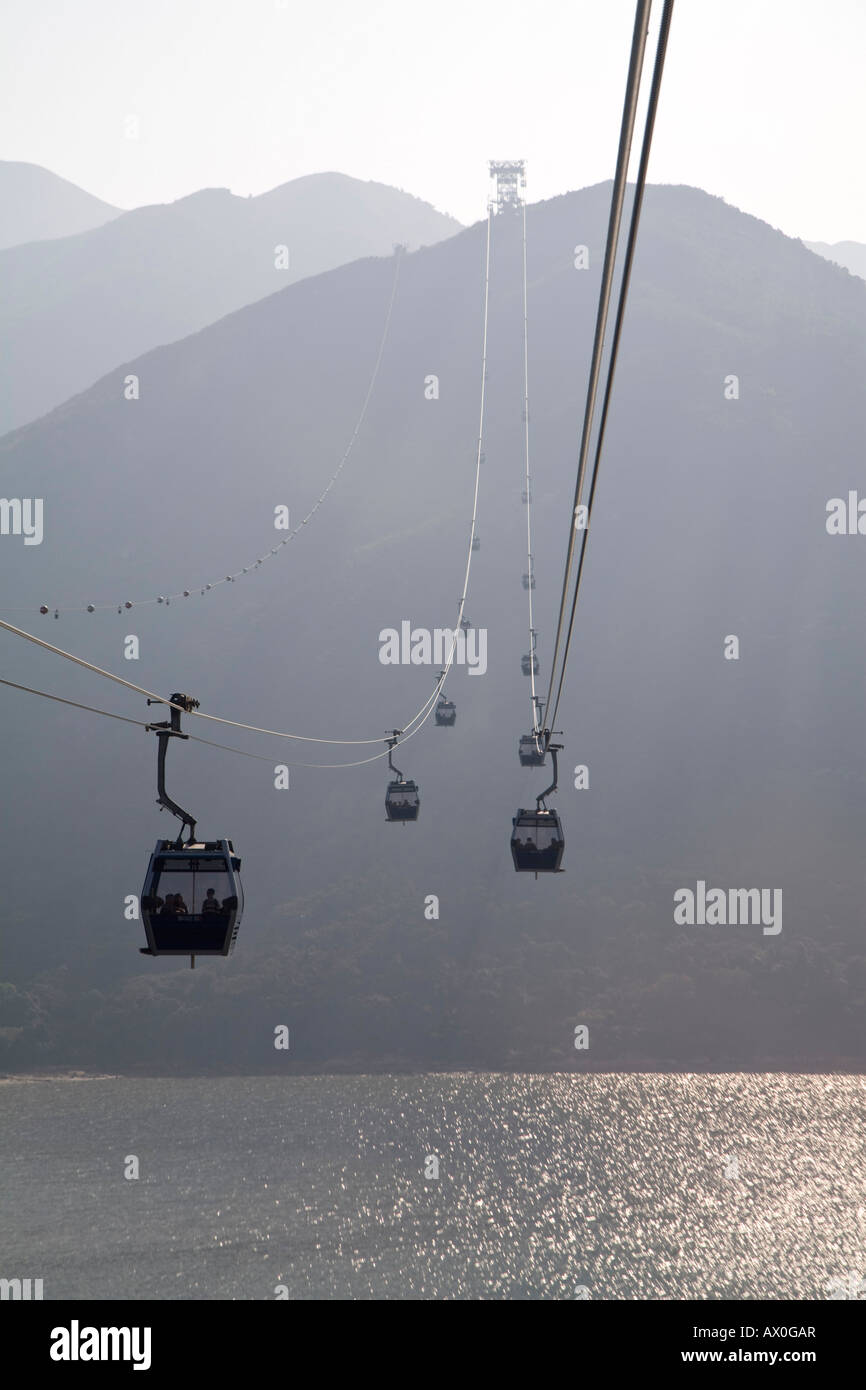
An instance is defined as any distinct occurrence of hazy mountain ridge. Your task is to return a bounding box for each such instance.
[806,239,866,280]
[2,182,865,1072]
[0,160,121,251]
[0,170,461,434]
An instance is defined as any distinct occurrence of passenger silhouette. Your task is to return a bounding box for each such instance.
[202,888,220,915]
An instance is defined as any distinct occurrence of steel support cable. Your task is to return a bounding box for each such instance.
[0,614,386,743]
[541,0,653,731]
[196,194,493,757]
[0,212,494,758]
[5,249,404,618]
[0,675,272,760]
[0,674,396,768]
[194,203,492,753]
[383,201,493,750]
[546,0,673,733]
[442,205,492,685]
[520,192,542,747]
[0,677,150,729]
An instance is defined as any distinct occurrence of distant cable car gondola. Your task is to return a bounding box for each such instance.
[139,693,243,966]
[385,731,419,822]
[472,534,480,552]
[435,696,456,727]
[522,628,539,677]
[522,571,535,590]
[522,488,532,504]
[511,741,564,875]
[518,732,546,767]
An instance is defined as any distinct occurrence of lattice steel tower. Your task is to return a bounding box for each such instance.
[488,160,526,214]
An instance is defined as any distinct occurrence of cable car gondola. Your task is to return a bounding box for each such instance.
[521,629,539,677]
[511,742,564,875]
[511,809,564,873]
[518,732,546,767]
[385,731,419,822]
[522,571,535,590]
[141,839,243,959]
[139,693,243,965]
[471,535,480,552]
[435,696,456,727]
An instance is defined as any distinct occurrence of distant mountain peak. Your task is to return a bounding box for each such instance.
[805,239,866,280]
[0,160,120,251]
[0,170,462,435]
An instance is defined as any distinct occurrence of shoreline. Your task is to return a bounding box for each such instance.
[3,1062,866,1083]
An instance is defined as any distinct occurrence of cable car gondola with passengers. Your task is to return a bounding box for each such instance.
[139,693,243,966]
[384,731,419,822]
[511,740,564,875]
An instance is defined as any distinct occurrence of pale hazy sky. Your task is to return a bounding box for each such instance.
[1,0,864,242]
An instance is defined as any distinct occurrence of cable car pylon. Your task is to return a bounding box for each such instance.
[140,692,244,965]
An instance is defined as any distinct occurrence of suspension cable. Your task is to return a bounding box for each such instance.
[394,199,492,743]
[0,206,494,759]
[5,248,404,619]
[0,675,274,761]
[192,199,494,751]
[541,0,653,729]
[546,0,673,732]
[0,678,150,729]
[0,674,392,769]
[520,186,542,744]
[0,612,403,745]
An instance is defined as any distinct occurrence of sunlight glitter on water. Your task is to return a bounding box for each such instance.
[1,1073,863,1299]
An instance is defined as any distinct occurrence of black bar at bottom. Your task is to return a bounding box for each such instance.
[6,1297,858,1375]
